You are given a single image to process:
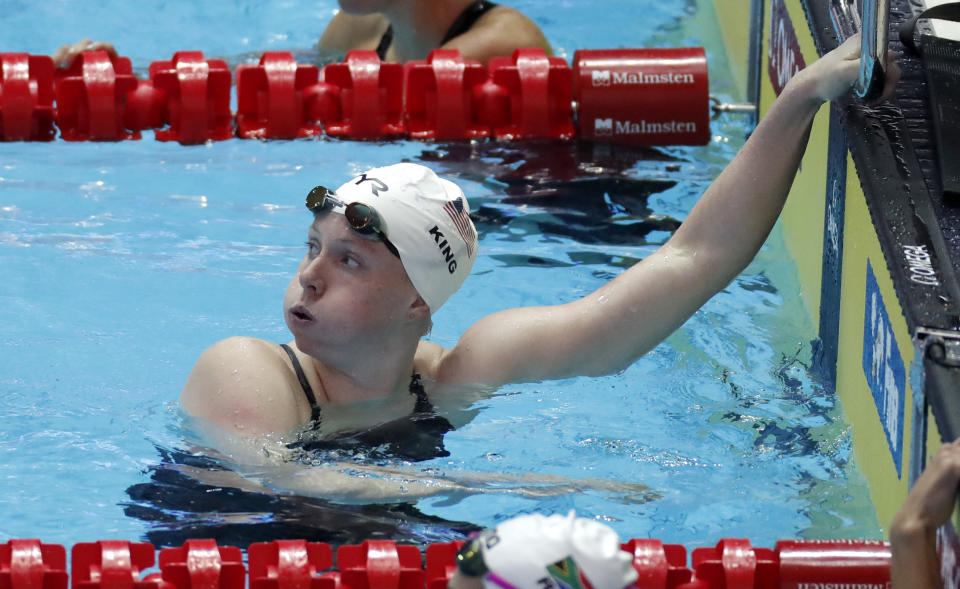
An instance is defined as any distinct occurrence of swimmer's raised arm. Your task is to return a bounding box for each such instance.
[437,33,894,385]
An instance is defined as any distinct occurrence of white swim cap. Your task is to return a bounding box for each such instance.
[318,163,479,313]
[461,512,638,589]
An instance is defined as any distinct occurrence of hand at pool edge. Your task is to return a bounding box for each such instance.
[789,32,901,106]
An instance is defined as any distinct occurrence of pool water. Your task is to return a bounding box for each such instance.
[0,0,882,549]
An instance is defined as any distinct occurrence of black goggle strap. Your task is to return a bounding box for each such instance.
[455,536,489,578]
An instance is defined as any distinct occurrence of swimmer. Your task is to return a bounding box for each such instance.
[316,0,552,64]
[448,511,637,589]
[178,32,899,496]
[890,437,960,589]
[52,1,550,70]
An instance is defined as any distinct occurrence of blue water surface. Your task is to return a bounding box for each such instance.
[0,0,881,549]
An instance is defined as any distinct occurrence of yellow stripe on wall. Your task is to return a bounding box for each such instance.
[835,155,916,534]
[705,0,753,102]
[736,0,921,534]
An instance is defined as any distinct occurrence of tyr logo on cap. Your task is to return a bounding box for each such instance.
[354,174,389,196]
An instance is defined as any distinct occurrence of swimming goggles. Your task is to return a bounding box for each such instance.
[455,536,489,578]
[305,186,400,258]
[455,537,521,589]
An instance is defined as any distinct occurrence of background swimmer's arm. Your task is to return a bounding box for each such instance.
[52,38,117,68]
[180,336,308,435]
[438,34,894,385]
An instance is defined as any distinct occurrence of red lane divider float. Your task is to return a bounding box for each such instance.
[236,53,325,140]
[776,539,892,589]
[406,51,489,141]
[422,541,463,589]
[248,540,333,589]
[574,48,711,146]
[157,540,245,589]
[621,538,691,589]
[685,538,778,589]
[149,52,234,144]
[0,539,68,589]
[54,51,139,141]
[322,51,406,140]
[71,540,169,589]
[0,538,890,589]
[0,54,56,141]
[0,46,711,146]
[488,49,574,141]
[337,540,424,589]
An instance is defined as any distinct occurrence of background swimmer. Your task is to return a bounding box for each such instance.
[52,0,551,68]
[317,0,552,64]
[448,511,637,589]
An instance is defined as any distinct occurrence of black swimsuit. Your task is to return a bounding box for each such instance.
[280,344,454,462]
[375,0,499,60]
[124,446,481,549]
[120,346,468,548]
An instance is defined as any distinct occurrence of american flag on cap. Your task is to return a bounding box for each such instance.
[444,197,477,257]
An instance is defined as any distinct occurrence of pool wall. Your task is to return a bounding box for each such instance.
[0,0,898,555]
[709,0,960,538]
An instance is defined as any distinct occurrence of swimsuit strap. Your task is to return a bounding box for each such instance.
[282,342,432,423]
[409,373,434,413]
[375,24,394,60]
[375,1,498,60]
[280,343,322,423]
[440,0,498,45]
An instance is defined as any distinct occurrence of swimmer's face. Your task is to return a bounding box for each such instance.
[283,213,425,354]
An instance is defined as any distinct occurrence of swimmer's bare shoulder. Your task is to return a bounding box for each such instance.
[180,336,310,435]
[443,5,553,64]
[317,11,389,54]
